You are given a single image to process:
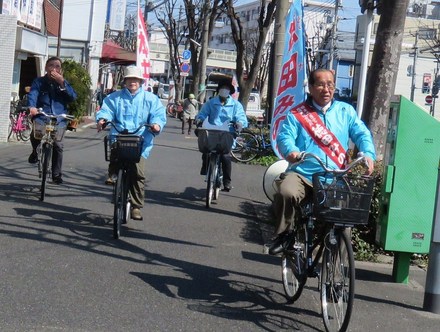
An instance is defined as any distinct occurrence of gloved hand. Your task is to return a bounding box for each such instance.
[234,122,243,132]
[195,119,203,128]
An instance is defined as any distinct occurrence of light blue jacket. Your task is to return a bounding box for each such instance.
[196,95,248,130]
[96,87,166,159]
[277,99,376,181]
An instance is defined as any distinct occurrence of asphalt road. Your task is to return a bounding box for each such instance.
[1,117,439,331]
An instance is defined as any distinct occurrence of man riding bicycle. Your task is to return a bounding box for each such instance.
[96,66,166,220]
[267,69,376,255]
[195,79,248,191]
[27,56,77,184]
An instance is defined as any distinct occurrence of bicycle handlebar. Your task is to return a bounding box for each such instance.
[28,108,74,121]
[103,121,155,136]
[294,152,369,175]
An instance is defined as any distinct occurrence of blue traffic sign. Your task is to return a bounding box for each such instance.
[182,50,191,61]
[180,62,190,73]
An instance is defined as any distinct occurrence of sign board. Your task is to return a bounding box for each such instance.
[182,50,191,61]
[181,72,189,77]
[425,95,433,104]
[180,62,190,73]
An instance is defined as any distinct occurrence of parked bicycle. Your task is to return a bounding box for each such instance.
[266,152,374,332]
[8,102,32,142]
[104,122,153,239]
[196,121,235,208]
[166,101,183,119]
[231,124,273,162]
[32,110,74,201]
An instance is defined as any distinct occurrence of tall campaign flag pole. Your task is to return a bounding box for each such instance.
[137,1,151,88]
[270,1,306,158]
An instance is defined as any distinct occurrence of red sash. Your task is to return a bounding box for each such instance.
[291,103,346,168]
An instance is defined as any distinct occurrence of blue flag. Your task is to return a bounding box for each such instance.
[270,1,306,158]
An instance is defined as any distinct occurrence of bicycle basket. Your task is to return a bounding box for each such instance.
[197,129,234,154]
[312,173,374,225]
[33,118,46,140]
[106,135,144,163]
[54,122,67,141]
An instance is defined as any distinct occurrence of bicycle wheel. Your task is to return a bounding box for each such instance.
[320,229,355,332]
[8,114,15,141]
[18,115,32,141]
[113,169,125,239]
[213,158,221,200]
[40,143,52,201]
[205,155,216,208]
[166,103,175,117]
[281,222,307,302]
[231,131,259,162]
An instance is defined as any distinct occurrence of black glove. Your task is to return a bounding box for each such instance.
[195,119,203,128]
[234,122,243,132]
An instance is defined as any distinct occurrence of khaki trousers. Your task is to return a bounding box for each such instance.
[273,172,313,235]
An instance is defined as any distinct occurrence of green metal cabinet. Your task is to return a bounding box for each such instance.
[376,95,440,283]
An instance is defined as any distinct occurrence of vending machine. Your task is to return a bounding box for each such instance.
[377,95,440,283]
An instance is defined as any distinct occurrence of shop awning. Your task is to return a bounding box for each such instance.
[101,40,136,64]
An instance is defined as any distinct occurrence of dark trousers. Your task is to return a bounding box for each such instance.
[30,131,64,178]
[202,153,232,186]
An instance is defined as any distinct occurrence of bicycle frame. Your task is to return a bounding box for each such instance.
[205,151,223,208]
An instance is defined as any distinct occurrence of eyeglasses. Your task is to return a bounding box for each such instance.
[313,82,335,90]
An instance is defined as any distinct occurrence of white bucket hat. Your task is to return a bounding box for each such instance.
[124,66,144,81]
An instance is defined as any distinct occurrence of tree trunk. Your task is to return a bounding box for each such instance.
[362,0,410,160]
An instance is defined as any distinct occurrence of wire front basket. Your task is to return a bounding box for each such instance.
[312,172,374,226]
[104,134,144,163]
[197,129,234,154]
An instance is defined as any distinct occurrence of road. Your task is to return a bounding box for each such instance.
[0,117,439,331]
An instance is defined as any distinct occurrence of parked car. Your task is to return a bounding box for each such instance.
[158,83,170,99]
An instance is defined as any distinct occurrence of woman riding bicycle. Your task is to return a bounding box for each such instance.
[267,69,376,255]
[195,78,248,191]
[96,66,166,221]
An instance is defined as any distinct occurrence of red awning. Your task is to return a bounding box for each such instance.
[101,40,136,64]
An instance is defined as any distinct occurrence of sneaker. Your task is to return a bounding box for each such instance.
[28,151,38,164]
[131,208,143,220]
[105,177,114,185]
[53,176,63,185]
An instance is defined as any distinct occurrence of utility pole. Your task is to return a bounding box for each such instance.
[56,0,65,57]
[328,0,340,71]
[410,32,419,101]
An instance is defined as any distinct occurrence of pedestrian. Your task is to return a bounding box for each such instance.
[267,68,376,255]
[27,56,78,185]
[96,66,166,221]
[182,93,198,135]
[195,79,248,192]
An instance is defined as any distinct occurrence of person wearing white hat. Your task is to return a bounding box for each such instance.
[96,66,166,220]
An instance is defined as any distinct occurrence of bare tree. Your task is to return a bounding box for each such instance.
[362,0,410,160]
[224,0,276,110]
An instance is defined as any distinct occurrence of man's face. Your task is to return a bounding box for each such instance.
[309,71,335,107]
[45,60,62,76]
[125,77,142,93]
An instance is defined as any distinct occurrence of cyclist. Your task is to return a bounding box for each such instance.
[195,79,248,192]
[96,66,166,221]
[27,56,78,185]
[267,69,376,255]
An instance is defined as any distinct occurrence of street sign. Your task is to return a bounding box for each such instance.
[181,72,189,77]
[425,95,433,104]
[180,62,190,73]
[182,50,191,62]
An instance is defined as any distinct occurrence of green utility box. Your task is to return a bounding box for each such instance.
[377,95,440,283]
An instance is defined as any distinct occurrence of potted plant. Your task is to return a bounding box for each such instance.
[62,59,92,129]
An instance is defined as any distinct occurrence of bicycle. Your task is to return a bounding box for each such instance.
[196,121,234,208]
[166,102,183,119]
[32,110,74,201]
[8,103,32,142]
[104,122,153,239]
[269,152,374,332]
[231,124,273,162]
